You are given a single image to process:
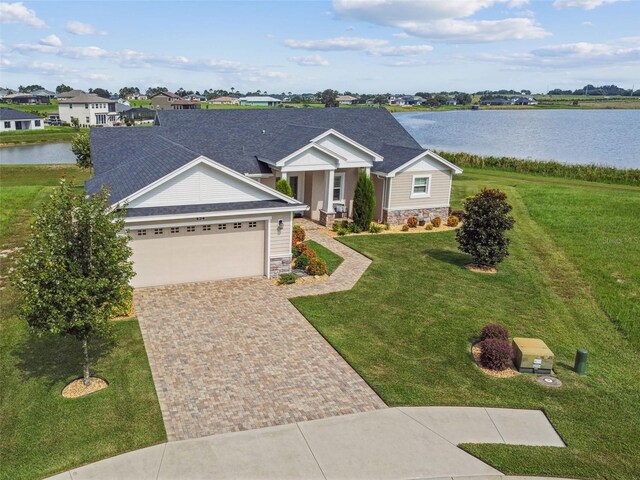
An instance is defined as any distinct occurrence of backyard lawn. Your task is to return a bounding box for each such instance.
[292,169,640,480]
[0,126,87,145]
[0,165,166,480]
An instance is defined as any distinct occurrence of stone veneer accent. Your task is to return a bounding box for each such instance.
[319,210,336,228]
[383,207,450,226]
[269,255,292,277]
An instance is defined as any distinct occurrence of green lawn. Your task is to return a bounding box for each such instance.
[0,101,59,115]
[292,170,640,480]
[306,240,344,275]
[0,165,166,480]
[0,126,87,145]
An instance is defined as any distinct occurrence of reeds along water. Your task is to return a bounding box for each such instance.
[438,151,640,186]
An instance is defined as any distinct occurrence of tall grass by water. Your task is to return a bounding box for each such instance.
[438,151,640,186]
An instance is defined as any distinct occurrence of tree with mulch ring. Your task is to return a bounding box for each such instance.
[12,178,134,396]
[456,188,515,272]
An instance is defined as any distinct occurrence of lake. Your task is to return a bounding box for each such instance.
[0,142,76,165]
[394,109,640,169]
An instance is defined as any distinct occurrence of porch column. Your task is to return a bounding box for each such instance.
[280,171,288,181]
[325,169,335,213]
[364,167,371,177]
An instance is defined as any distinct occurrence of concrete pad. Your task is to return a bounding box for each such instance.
[157,423,324,480]
[44,473,72,480]
[69,443,165,480]
[485,409,565,447]
[298,409,502,480]
[400,407,505,445]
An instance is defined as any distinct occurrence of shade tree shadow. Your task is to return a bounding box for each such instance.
[422,248,471,268]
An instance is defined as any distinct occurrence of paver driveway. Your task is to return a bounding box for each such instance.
[135,276,385,441]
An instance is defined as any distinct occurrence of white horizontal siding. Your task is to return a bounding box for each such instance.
[282,146,337,171]
[389,170,451,209]
[315,135,374,167]
[129,163,273,208]
[401,156,449,173]
[270,212,292,257]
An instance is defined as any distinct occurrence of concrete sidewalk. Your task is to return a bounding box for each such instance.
[49,407,566,480]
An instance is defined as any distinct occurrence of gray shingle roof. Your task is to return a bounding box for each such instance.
[125,200,292,217]
[0,107,42,121]
[88,108,426,203]
[58,93,116,104]
[373,144,426,173]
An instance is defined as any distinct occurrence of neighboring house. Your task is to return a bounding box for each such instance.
[513,97,539,105]
[3,91,53,104]
[47,111,61,125]
[88,109,462,288]
[0,88,15,100]
[239,96,282,107]
[58,93,118,127]
[121,107,156,121]
[126,93,148,100]
[446,97,458,105]
[149,91,200,110]
[337,95,358,105]
[209,96,239,105]
[480,97,512,106]
[389,96,424,106]
[185,94,207,102]
[0,107,45,131]
[56,89,85,99]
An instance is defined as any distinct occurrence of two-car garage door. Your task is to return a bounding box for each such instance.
[129,221,265,288]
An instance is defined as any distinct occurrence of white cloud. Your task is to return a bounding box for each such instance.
[368,44,433,56]
[392,32,410,38]
[288,55,330,66]
[39,34,62,47]
[14,42,110,59]
[0,2,45,27]
[284,36,387,51]
[65,20,106,35]
[479,40,640,68]
[384,59,431,67]
[332,0,549,42]
[553,0,623,9]
[582,21,594,26]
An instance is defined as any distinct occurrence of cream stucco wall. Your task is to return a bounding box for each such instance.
[388,169,452,210]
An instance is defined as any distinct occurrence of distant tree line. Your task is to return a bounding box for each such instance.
[548,84,638,96]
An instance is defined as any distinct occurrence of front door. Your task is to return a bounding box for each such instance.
[289,175,299,200]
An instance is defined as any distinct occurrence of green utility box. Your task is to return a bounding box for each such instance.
[512,337,555,374]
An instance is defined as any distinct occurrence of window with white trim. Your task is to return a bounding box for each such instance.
[154,228,163,235]
[218,224,227,230]
[202,225,211,231]
[233,222,242,229]
[411,175,431,197]
[248,221,257,228]
[333,173,345,202]
[170,227,180,234]
[136,229,147,236]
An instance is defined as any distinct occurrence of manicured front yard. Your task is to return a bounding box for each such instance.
[0,165,166,480]
[292,170,640,479]
[306,240,344,275]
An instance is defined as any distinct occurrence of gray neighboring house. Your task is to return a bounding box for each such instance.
[88,109,461,287]
[0,107,45,131]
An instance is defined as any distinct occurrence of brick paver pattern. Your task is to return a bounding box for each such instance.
[135,224,385,441]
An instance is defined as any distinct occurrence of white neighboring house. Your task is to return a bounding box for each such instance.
[0,107,45,131]
[58,93,118,127]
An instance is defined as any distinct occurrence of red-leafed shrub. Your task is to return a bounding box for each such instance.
[479,338,513,371]
[407,216,418,228]
[431,216,442,227]
[292,225,305,246]
[447,215,460,227]
[306,257,328,276]
[293,242,308,258]
[480,323,509,342]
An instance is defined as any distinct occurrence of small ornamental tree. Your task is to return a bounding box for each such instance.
[456,188,515,268]
[12,178,134,386]
[275,178,293,197]
[71,131,92,171]
[352,170,376,231]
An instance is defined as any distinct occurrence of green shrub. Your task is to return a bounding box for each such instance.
[447,215,460,227]
[336,227,348,236]
[369,224,383,234]
[456,188,515,267]
[278,273,297,285]
[425,223,434,231]
[431,217,442,227]
[384,223,390,230]
[349,223,363,234]
[353,170,376,230]
[401,225,409,232]
[295,254,311,270]
[307,257,328,276]
[407,216,418,228]
[332,222,341,232]
[111,286,133,318]
[275,179,293,197]
[292,225,305,246]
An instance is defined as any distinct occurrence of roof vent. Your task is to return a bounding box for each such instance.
[262,129,266,134]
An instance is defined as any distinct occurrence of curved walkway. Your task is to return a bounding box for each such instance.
[48,407,567,480]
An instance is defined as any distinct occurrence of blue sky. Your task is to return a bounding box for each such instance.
[1,0,639,94]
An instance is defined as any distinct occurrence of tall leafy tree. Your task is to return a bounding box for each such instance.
[352,170,376,230]
[320,89,339,108]
[92,88,111,99]
[71,132,92,171]
[456,188,515,268]
[56,84,73,94]
[12,179,134,385]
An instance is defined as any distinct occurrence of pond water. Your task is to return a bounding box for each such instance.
[0,142,76,165]
[394,109,640,169]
